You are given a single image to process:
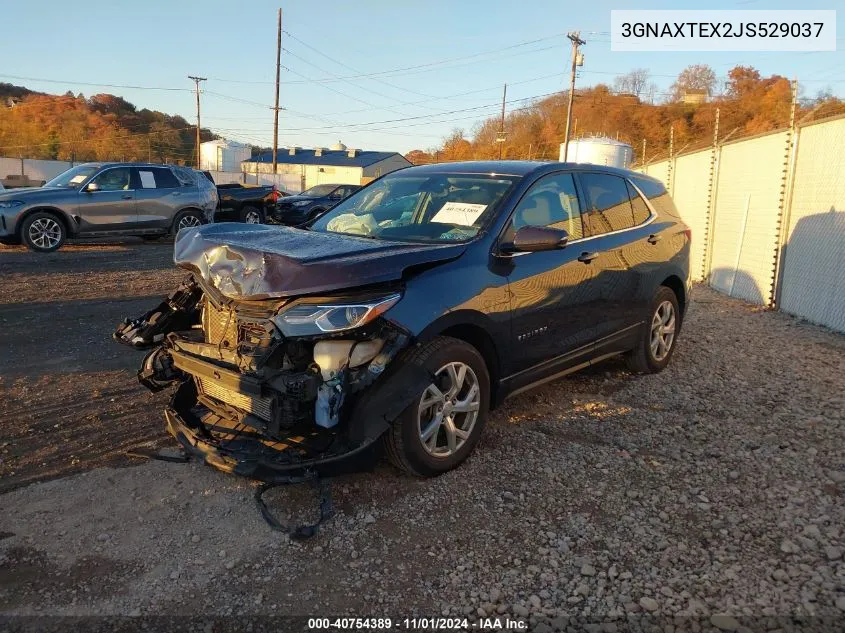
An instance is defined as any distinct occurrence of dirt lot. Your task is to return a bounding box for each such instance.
[1,240,844,629]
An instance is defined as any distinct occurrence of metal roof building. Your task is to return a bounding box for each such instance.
[241,144,412,190]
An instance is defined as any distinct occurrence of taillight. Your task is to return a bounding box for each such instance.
[271,187,280,202]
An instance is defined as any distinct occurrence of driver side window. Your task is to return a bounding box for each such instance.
[509,172,583,239]
[90,168,131,192]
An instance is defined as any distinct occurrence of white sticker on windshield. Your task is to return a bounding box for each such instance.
[431,202,487,226]
[139,170,157,189]
[69,175,87,184]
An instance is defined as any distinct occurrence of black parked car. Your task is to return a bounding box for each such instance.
[115,161,690,481]
[271,183,360,225]
[198,171,283,224]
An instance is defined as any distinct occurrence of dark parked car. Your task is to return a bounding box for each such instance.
[198,171,284,224]
[0,163,217,252]
[271,183,359,225]
[115,161,690,481]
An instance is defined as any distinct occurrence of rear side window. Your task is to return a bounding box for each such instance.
[627,181,651,225]
[581,173,635,235]
[137,168,180,189]
[630,176,679,218]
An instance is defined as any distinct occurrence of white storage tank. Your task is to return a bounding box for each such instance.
[200,140,252,172]
[559,137,633,168]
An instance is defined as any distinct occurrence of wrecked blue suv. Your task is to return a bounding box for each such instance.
[115,161,690,481]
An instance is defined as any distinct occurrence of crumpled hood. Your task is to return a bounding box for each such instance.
[173,223,466,300]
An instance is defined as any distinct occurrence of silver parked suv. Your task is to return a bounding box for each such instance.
[0,162,218,252]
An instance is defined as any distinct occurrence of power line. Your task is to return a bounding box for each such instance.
[282,29,435,101]
[0,73,189,91]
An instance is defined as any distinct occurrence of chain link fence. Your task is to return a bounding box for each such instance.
[638,114,845,333]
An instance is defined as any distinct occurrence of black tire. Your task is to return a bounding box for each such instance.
[20,211,66,252]
[240,205,265,224]
[383,336,490,477]
[626,286,681,374]
[171,209,204,236]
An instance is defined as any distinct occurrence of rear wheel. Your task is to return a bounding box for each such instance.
[626,286,680,374]
[21,211,66,252]
[240,205,264,224]
[384,336,490,477]
[171,209,203,236]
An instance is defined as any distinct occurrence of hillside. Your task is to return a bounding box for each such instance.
[406,65,845,164]
[0,85,216,164]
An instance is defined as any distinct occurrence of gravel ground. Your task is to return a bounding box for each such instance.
[1,242,845,631]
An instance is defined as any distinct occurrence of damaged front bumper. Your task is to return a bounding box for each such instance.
[115,276,430,480]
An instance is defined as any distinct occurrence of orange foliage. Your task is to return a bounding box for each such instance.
[0,86,215,163]
[406,65,845,165]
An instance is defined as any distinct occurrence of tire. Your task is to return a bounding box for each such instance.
[240,205,264,224]
[626,286,681,374]
[383,336,490,477]
[171,209,204,236]
[20,211,66,252]
[141,235,163,242]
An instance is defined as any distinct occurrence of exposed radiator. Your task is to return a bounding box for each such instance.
[197,377,274,421]
[203,301,238,347]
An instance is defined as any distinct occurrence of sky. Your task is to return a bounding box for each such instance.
[0,0,841,154]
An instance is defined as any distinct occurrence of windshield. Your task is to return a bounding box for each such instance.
[44,165,100,189]
[310,172,517,243]
[301,184,337,197]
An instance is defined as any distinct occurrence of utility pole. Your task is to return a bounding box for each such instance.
[188,75,206,169]
[496,83,507,160]
[272,8,282,175]
[562,31,585,162]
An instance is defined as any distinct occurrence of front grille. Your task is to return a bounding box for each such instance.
[203,300,238,346]
[197,377,274,421]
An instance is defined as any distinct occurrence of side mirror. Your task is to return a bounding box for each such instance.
[85,182,99,192]
[501,225,569,254]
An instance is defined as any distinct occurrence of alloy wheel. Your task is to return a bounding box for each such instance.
[177,215,202,230]
[244,210,261,224]
[650,300,676,361]
[417,361,481,458]
[28,217,62,250]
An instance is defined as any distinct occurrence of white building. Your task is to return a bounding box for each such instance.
[200,139,252,172]
[240,142,412,190]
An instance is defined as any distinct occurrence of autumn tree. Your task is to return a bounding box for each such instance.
[614,69,651,98]
[670,64,717,101]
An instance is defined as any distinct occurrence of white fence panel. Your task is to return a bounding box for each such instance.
[708,132,788,304]
[0,156,73,184]
[779,118,845,332]
[670,150,712,281]
[239,171,302,193]
[642,160,671,188]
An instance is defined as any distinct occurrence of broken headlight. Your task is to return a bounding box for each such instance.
[272,294,400,337]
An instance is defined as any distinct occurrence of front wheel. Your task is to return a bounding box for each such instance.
[21,211,66,252]
[383,336,490,477]
[626,286,680,374]
[240,205,264,224]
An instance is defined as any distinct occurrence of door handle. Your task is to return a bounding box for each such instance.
[578,251,599,264]
[121,195,133,200]
[647,234,662,244]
